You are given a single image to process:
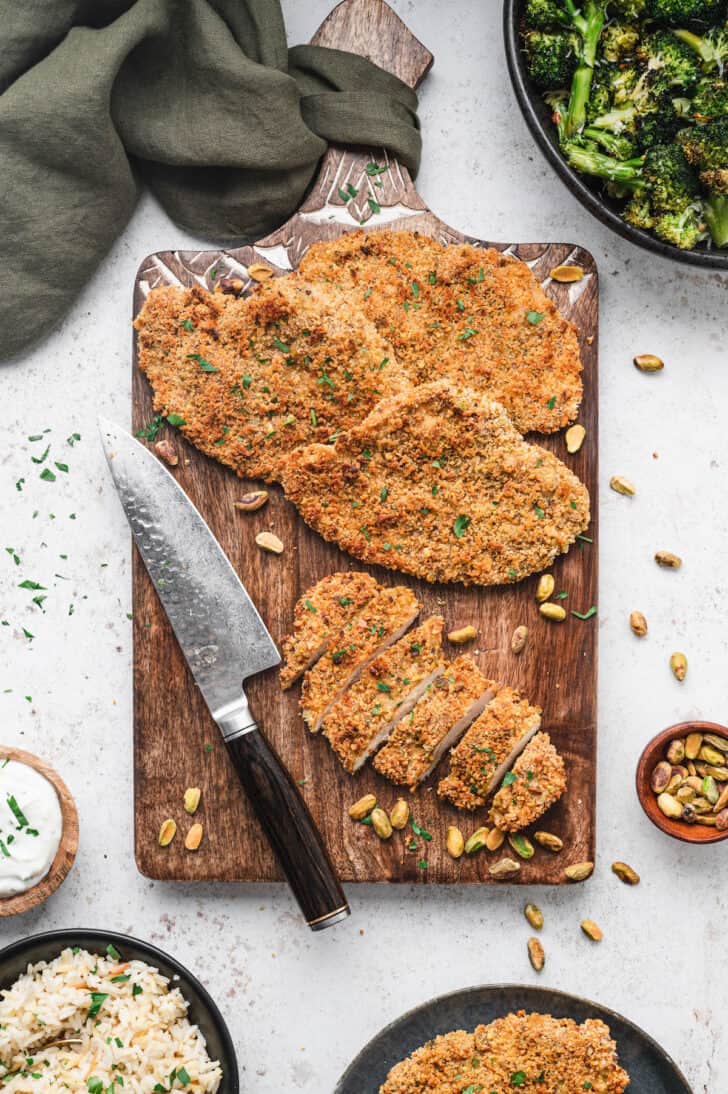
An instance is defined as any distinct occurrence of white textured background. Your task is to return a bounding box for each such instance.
[1,1,727,1090]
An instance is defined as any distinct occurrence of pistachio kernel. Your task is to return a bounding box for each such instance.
[610,474,636,496]
[629,611,648,637]
[539,602,566,622]
[565,424,586,454]
[349,794,377,821]
[670,652,687,682]
[528,937,545,971]
[633,353,664,372]
[158,819,177,847]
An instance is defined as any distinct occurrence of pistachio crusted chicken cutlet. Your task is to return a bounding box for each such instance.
[280,571,380,688]
[321,617,446,773]
[373,655,497,789]
[134,278,406,481]
[438,686,542,811]
[300,585,420,732]
[298,230,583,433]
[489,731,567,832]
[280,380,590,587]
[380,1010,629,1094]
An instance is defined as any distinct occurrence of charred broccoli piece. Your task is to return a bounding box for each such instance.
[643,142,702,210]
[692,79,728,118]
[636,31,703,91]
[524,0,574,28]
[635,90,684,146]
[601,20,641,60]
[646,0,726,24]
[678,118,728,167]
[673,24,728,68]
[653,205,707,246]
[624,191,657,226]
[525,30,580,88]
[609,0,649,18]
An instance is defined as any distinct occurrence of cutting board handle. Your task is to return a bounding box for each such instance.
[311,0,433,88]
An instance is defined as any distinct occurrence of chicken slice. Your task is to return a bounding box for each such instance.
[437,687,542,811]
[488,731,567,832]
[321,617,446,774]
[280,379,590,587]
[280,572,381,689]
[300,585,420,732]
[373,655,496,789]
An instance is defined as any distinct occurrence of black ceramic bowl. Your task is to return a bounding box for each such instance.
[503,0,728,270]
[0,929,238,1093]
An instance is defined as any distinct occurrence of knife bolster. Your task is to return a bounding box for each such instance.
[215,694,257,740]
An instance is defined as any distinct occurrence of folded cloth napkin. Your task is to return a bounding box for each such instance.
[0,0,421,361]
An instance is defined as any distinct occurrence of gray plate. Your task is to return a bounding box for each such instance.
[335,984,692,1093]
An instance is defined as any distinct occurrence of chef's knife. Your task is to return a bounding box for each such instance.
[99,418,350,931]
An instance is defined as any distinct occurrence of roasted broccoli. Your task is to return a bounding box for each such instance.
[692,79,728,118]
[653,205,706,246]
[525,30,579,88]
[636,31,703,91]
[678,118,728,167]
[703,191,728,243]
[562,142,645,183]
[646,0,726,24]
[601,20,641,60]
[635,91,684,146]
[643,143,701,210]
[673,24,728,67]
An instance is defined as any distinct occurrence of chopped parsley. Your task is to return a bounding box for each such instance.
[367,197,381,215]
[304,599,316,613]
[272,337,290,354]
[186,353,218,373]
[546,395,557,409]
[380,487,388,502]
[453,514,471,538]
[502,772,517,787]
[457,327,478,341]
[527,311,545,325]
[410,818,433,842]
[511,1072,527,1087]
[106,943,121,960]
[179,318,194,332]
[365,162,389,176]
[376,682,391,693]
[87,992,109,1019]
[572,606,597,620]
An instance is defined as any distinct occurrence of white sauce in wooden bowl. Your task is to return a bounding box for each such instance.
[0,760,62,897]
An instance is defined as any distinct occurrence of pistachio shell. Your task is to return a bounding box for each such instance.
[633,354,664,372]
[528,937,545,971]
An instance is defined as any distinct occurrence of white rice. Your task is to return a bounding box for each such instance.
[0,946,222,1092]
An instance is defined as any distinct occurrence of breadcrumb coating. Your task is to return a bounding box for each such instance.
[300,586,420,732]
[298,230,583,433]
[373,656,496,788]
[134,278,405,481]
[322,617,445,773]
[438,687,542,811]
[280,380,590,587]
[280,572,380,688]
[489,731,567,832]
[380,1010,629,1094]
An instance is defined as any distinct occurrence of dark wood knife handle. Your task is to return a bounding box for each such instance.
[224,729,350,930]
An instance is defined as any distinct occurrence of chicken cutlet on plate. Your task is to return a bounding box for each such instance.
[280,380,591,587]
[489,731,567,832]
[437,686,542,811]
[298,230,583,433]
[373,655,496,789]
[321,617,446,773]
[280,572,381,689]
[134,278,406,482]
[380,1011,629,1094]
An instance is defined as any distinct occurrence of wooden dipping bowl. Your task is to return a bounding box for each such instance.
[0,747,78,916]
[636,721,728,845]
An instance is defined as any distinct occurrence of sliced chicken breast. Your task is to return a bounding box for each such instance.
[489,731,567,832]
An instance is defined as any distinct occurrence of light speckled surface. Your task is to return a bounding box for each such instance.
[0,2,726,1091]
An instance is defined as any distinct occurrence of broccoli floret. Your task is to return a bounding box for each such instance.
[587,75,615,119]
[701,165,728,188]
[601,20,641,61]
[646,0,726,23]
[653,205,707,247]
[643,142,702,210]
[692,79,728,119]
[637,31,703,92]
[525,30,579,88]
[524,0,573,28]
[673,25,728,68]
[635,90,683,146]
[609,0,649,19]
[583,125,640,154]
[624,191,657,226]
[678,118,728,167]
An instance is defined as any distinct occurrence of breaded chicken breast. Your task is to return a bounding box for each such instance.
[489,731,567,832]
[280,572,380,688]
[322,617,446,773]
[300,586,420,732]
[438,686,542,811]
[134,278,406,482]
[280,380,591,587]
[298,230,583,433]
[380,1011,629,1094]
[373,656,496,789]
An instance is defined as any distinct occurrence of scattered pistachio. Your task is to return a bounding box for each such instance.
[446,825,465,859]
[535,573,555,603]
[489,857,521,879]
[670,652,687,681]
[255,531,284,554]
[550,264,583,282]
[349,794,377,821]
[629,611,648,637]
[158,819,177,847]
[465,826,490,854]
[524,903,544,930]
[565,424,586,454]
[564,861,594,882]
[685,732,703,760]
[610,475,636,496]
[511,625,529,654]
[154,439,179,467]
[217,276,245,295]
[389,798,410,830]
[234,490,269,513]
[539,602,566,622]
[485,827,505,851]
[183,787,201,815]
[655,550,682,569]
[528,937,545,971]
[370,807,393,840]
[533,830,563,852]
[666,739,685,765]
[508,833,535,860]
[612,861,640,885]
[633,353,664,372]
[247,262,274,281]
[447,624,477,645]
[581,919,603,942]
[184,823,203,851]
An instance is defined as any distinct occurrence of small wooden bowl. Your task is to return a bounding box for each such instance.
[636,721,728,845]
[0,748,78,916]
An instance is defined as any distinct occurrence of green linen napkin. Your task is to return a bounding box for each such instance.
[0,0,421,361]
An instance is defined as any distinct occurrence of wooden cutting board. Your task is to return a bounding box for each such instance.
[131,0,598,885]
